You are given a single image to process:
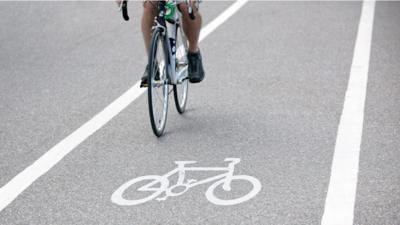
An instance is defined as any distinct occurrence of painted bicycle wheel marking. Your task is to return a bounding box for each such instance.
[111,158,261,206]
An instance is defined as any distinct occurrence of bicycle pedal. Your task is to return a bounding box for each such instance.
[156,196,168,201]
[187,179,197,184]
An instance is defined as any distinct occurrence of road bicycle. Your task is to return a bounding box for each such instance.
[111,158,262,206]
[121,0,194,137]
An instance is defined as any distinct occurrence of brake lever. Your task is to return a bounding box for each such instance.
[120,0,129,21]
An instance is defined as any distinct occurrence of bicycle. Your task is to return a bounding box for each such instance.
[111,158,262,206]
[120,0,195,137]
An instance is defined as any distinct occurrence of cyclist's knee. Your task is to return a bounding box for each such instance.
[178,2,201,18]
[143,0,158,15]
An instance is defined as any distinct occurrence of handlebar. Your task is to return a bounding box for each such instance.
[121,0,129,21]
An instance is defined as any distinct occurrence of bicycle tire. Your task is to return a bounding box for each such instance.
[148,29,169,137]
[173,25,189,114]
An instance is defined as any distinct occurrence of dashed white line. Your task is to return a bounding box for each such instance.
[321,1,376,225]
[0,0,248,212]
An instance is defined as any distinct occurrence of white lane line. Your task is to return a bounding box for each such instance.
[199,0,248,41]
[0,0,248,212]
[321,1,375,225]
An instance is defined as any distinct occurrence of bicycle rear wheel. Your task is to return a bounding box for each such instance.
[173,25,189,114]
[148,29,169,137]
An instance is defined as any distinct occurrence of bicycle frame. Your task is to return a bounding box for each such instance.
[155,1,188,85]
[141,158,241,193]
[120,0,191,85]
[111,158,261,206]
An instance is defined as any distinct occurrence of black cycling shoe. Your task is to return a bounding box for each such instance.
[140,65,150,88]
[140,64,160,88]
[187,50,205,83]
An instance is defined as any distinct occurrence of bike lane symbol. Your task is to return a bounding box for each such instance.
[111,158,262,206]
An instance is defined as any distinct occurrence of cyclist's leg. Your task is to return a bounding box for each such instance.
[178,1,202,53]
[141,1,159,86]
[178,1,205,83]
[142,1,158,54]
[143,1,201,54]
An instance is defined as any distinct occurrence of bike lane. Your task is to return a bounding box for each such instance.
[0,1,231,194]
[1,2,362,225]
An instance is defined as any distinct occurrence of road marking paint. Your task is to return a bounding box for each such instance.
[321,1,375,225]
[199,0,248,42]
[0,0,248,212]
[111,158,261,206]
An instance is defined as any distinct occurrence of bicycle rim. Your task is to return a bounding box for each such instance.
[173,25,189,114]
[148,30,169,137]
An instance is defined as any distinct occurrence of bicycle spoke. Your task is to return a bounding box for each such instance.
[148,33,169,136]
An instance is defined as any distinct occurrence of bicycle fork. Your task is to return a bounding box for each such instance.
[221,158,241,191]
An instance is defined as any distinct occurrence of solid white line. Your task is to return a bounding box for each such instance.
[321,1,375,225]
[0,0,248,212]
[199,0,248,42]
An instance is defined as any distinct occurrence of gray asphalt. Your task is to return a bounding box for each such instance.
[353,2,400,225]
[0,1,399,225]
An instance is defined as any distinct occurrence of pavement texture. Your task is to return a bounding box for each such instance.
[0,1,398,225]
[353,2,400,225]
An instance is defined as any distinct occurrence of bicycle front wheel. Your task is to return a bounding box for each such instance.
[173,24,189,114]
[148,29,169,137]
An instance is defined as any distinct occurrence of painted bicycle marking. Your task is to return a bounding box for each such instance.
[111,158,261,206]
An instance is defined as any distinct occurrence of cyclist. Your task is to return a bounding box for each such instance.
[117,0,205,86]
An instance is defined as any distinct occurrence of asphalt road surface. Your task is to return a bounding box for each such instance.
[0,1,399,225]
